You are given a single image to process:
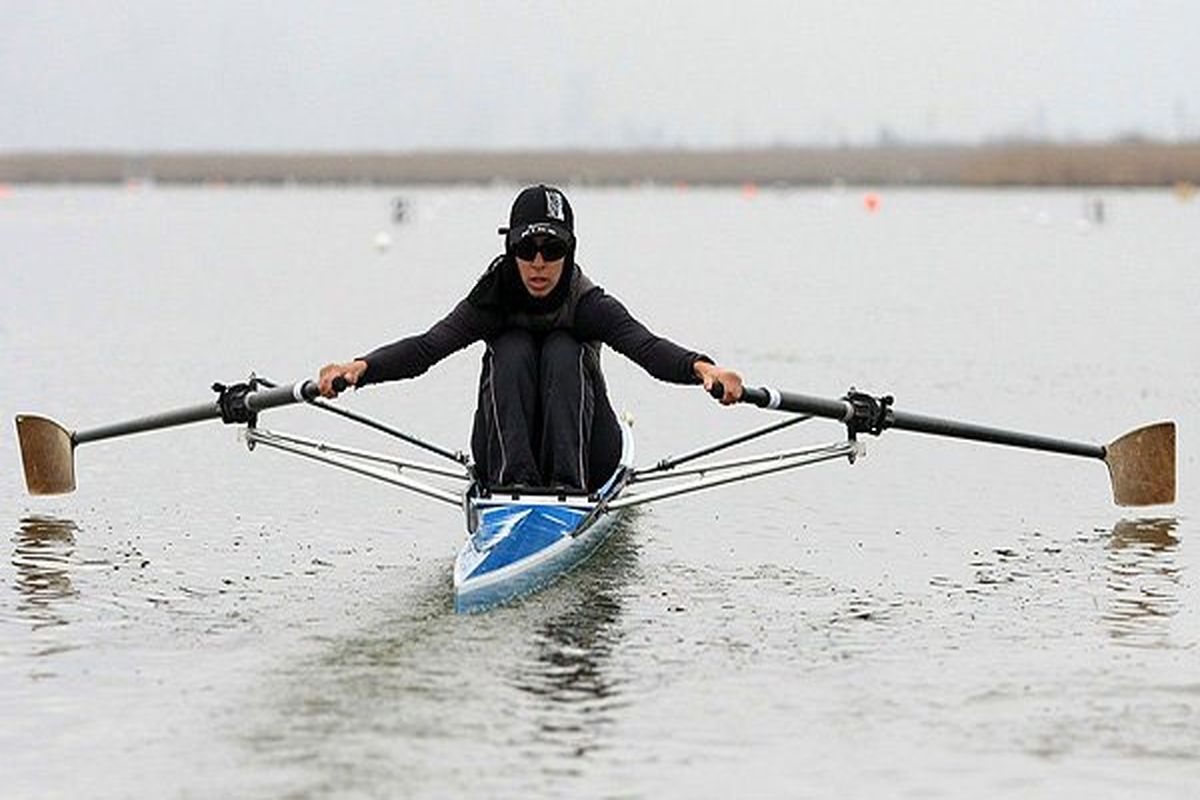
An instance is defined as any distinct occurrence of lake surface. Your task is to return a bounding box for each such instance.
[2,184,1198,798]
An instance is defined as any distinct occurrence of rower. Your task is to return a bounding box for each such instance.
[317,184,743,492]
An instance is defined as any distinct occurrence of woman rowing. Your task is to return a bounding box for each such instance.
[317,185,743,492]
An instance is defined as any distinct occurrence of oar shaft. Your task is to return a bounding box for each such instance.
[73,381,319,445]
[738,386,1105,460]
[73,401,220,444]
[889,409,1104,459]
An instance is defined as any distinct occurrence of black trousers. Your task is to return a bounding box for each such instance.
[471,329,621,492]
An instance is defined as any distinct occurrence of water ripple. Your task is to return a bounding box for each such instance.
[8,516,86,630]
[1102,517,1182,648]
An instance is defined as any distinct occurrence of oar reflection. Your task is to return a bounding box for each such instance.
[11,516,80,630]
[1103,517,1181,648]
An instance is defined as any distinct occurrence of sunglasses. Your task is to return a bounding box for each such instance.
[513,236,569,262]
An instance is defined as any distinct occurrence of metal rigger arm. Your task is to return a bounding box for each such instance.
[612,412,862,511]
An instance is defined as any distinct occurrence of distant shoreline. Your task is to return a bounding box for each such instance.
[2,142,1199,187]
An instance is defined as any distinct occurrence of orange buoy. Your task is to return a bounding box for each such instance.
[863,192,881,212]
[741,182,759,199]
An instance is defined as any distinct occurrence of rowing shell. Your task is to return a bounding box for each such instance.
[452,418,635,613]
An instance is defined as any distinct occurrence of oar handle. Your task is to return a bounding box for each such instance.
[715,383,1105,460]
[711,383,856,422]
[732,385,855,421]
[247,380,323,412]
[73,380,322,445]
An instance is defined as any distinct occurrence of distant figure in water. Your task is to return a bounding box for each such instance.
[392,197,408,224]
[318,185,743,492]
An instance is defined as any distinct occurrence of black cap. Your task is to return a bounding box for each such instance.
[499,185,574,249]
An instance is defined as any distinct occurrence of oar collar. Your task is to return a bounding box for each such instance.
[212,381,259,425]
[845,389,895,437]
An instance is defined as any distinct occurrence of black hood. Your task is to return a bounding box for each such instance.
[467,251,577,314]
[470,185,578,313]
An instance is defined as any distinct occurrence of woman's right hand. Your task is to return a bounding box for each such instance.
[318,360,368,398]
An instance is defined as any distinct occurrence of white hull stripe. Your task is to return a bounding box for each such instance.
[577,348,586,487]
[485,345,508,481]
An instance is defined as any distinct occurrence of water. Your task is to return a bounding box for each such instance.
[2,185,1198,798]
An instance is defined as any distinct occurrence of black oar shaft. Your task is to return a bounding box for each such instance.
[738,386,1105,460]
[73,401,220,444]
[73,381,319,445]
[888,410,1104,459]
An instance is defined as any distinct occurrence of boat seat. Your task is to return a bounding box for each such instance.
[480,483,593,501]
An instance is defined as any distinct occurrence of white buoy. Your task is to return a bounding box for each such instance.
[373,231,392,253]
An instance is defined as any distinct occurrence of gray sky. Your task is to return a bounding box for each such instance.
[3,1,1198,151]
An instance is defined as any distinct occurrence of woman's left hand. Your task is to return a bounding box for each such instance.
[694,361,743,405]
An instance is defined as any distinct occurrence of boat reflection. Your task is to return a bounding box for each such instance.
[513,516,640,760]
[11,515,80,630]
[1103,517,1181,648]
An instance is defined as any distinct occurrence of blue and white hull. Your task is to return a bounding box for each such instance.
[453,420,634,613]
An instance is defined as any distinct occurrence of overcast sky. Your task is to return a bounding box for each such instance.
[3,1,1198,151]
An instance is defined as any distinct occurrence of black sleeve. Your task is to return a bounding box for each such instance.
[357,298,498,385]
[575,288,712,385]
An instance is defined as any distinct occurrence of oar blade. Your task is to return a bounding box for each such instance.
[15,415,76,495]
[1105,422,1175,507]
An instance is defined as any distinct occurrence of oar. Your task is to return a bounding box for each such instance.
[15,378,330,495]
[713,384,1175,507]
